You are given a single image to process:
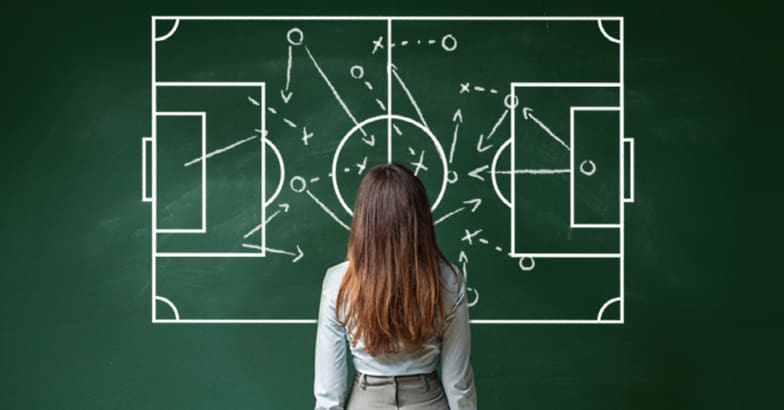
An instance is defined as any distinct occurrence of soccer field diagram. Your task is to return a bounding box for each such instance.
[141,16,635,324]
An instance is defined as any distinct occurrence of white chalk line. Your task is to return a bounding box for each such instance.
[305,189,351,231]
[285,45,293,90]
[486,109,509,140]
[242,243,293,256]
[155,296,180,320]
[490,138,511,208]
[391,67,431,131]
[184,135,257,167]
[304,45,367,136]
[154,19,180,42]
[528,112,570,151]
[476,133,493,153]
[597,297,622,320]
[597,20,621,44]
[243,208,285,239]
[434,207,465,225]
[493,168,571,175]
[449,122,459,164]
[156,17,624,22]
[248,96,260,106]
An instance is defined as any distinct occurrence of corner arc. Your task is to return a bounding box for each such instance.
[155,18,180,42]
[155,295,181,320]
[596,296,621,321]
[597,19,621,44]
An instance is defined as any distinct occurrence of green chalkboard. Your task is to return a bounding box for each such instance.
[0,1,775,409]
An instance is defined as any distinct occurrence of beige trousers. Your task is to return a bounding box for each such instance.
[346,371,449,410]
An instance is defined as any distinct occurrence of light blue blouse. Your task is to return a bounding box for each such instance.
[314,260,477,410]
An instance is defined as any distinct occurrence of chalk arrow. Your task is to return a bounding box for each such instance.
[522,107,570,150]
[476,134,493,153]
[468,165,489,181]
[280,89,293,104]
[362,133,376,147]
[459,250,469,264]
[282,44,293,103]
[279,203,290,213]
[462,198,482,213]
[243,243,303,263]
[292,245,304,263]
[449,110,462,164]
[452,109,463,123]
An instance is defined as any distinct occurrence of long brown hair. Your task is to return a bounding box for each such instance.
[336,162,458,356]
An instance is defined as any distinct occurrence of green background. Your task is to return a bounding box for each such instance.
[0,0,777,409]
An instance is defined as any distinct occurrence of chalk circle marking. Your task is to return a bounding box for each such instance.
[467,287,479,307]
[504,94,519,110]
[287,28,304,46]
[447,170,459,184]
[580,160,597,176]
[441,34,458,52]
[518,256,536,271]
[290,176,307,193]
[350,65,365,79]
[332,114,448,217]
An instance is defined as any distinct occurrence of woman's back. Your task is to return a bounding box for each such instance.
[315,260,476,409]
[313,163,477,410]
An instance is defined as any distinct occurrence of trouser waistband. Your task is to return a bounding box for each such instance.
[354,370,439,388]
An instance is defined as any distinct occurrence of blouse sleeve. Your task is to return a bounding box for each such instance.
[440,276,478,409]
[313,270,348,410]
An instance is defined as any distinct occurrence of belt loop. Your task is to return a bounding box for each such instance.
[421,374,429,392]
[360,373,367,390]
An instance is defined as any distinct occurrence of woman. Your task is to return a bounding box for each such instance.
[314,162,477,410]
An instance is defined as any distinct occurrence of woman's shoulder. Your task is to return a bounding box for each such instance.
[321,260,349,294]
[439,259,465,297]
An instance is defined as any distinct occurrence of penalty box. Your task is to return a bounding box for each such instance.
[510,83,634,256]
[145,83,268,256]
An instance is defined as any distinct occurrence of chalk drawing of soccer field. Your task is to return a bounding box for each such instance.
[141,16,635,324]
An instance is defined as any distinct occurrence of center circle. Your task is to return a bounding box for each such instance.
[331,114,449,217]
